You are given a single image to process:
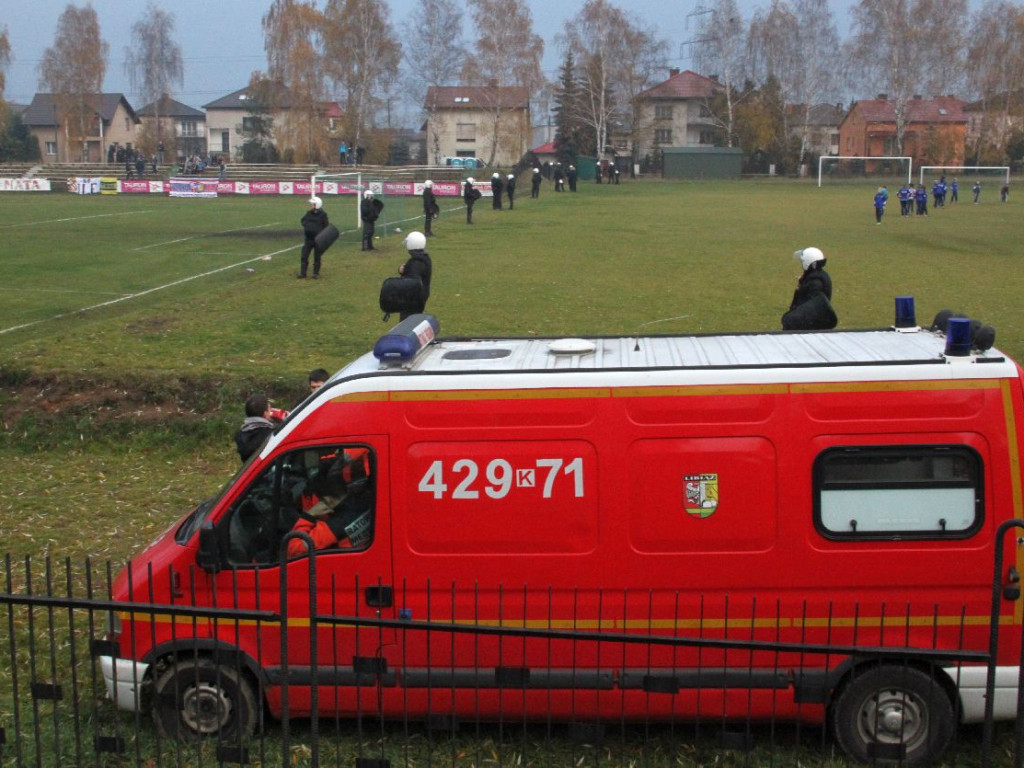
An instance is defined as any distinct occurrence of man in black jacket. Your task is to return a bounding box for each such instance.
[422,180,440,236]
[361,190,383,250]
[782,246,837,330]
[491,172,504,210]
[463,178,481,224]
[397,231,432,319]
[530,167,542,198]
[234,394,275,462]
[505,173,517,209]
[298,196,329,278]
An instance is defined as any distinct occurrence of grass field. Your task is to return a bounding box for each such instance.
[2,178,1024,564]
[1,177,1023,764]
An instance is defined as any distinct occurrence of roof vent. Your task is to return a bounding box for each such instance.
[549,338,596,355]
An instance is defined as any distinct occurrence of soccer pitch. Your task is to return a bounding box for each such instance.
[1,178,1022,380]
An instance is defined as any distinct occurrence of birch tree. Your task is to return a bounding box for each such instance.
[39,4,108,162]
[263,0,330,163]
[323,0,402,155]
[465,0,542,165]
[404,0,467,164]
[966,2,1024,161]
[691,0,746,147]
[747,0,840,163]
[125,3,183,158]
[846,0,967,154]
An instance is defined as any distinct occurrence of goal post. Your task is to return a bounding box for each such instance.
[918,165,1010,187]
[818,156,913,187]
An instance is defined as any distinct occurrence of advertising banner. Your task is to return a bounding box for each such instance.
[101,177,119,194]
[68,177,101,194]
[168,177,219,198]
[0,178,51,192]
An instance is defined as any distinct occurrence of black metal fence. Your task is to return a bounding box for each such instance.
[1,539,1023,768]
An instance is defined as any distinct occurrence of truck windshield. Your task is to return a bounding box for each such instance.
[174,462,251,544]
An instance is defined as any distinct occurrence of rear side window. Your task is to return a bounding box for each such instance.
[814,445,982,540]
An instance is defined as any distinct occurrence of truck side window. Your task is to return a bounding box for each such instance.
[225,445,375,566]
[813,445,983,540]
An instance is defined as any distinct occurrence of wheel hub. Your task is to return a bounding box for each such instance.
[182,682,233,734]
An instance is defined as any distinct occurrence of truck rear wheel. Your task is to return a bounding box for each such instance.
[153,658,258,741]
[831,666,954,766]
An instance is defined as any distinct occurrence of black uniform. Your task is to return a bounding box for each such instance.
[399,249,432,319]
[299,207,329,277]
[361,196,383,250]
[505,175,516,209]
[422,186,439,236]
[567,165,578,191]
[782,263,836,330]
[463,182,481,223]
[553,164,565,191]
[530,169,542,198]
[491,175,504,210]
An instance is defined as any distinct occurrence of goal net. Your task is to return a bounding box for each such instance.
[918,165,1010,187]
[311,169,438,246]
[818,156,912,187]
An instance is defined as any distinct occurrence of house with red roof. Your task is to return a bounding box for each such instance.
[633,69,724,161]
[838,95,968,167]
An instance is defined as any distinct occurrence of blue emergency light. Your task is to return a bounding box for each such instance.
[944,317,972,357]
[373,314,440,363]
[894,296,916,328]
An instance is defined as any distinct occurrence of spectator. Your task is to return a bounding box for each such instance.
[309,368,329,393]
[234,394,275,462]
[973,181,981,204]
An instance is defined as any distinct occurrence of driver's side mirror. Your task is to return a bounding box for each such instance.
[196,520,223,574]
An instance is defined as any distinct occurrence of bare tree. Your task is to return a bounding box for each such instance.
[966,1,1024,160]
[39,4,109,162]
[747,0,840,163]
[124,3,183,158]
[323,0,402,157]
[692,0,747,147]
[0,26,10,103]
[404,0,467,164]
[263,0,331,163]
[464,0,542,165]
[846,0,967,154]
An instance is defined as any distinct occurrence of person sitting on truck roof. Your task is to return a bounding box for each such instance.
[781,246,837,331]
[286,451,373,557]
[234,394,276,462]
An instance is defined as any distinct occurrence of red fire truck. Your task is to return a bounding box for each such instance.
[101,310,1022,764]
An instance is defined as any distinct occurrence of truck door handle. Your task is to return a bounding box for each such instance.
[365,585,393,608]
[1004,566,1021,601]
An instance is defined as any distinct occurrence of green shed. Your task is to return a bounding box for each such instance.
[661,147,743,179]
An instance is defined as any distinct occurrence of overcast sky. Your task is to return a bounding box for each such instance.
[6,0,853,119]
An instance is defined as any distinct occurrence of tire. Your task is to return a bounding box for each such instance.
[153,658,258,741]
[831,665,954,766]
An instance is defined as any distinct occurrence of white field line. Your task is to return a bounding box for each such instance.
[0,245,299,337]
[0,210,157,230]
[130,221,283,251]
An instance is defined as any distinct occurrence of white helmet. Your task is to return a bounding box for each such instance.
[794,246,825,270]
[465,177,474,185]
[363,190,373,199]
[492,172,500,179]
[404,231,427,251]
[308,196,322,209]
[423,179,433,188]
[533,167,540,173]
[507,173,515,179]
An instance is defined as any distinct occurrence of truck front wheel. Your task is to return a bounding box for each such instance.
[831,665,954,766]
[153,658,258,741]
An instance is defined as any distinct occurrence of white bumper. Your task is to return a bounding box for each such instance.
[948,665,1019,722]
[100,655,150,711]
